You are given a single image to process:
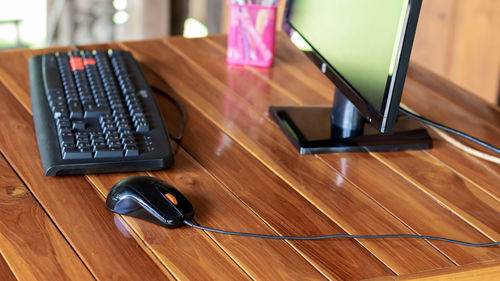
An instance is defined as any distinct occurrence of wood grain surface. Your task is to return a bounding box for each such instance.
[381,260,500,281]
[124,39,454,275]
[150,89,394,280]
[0,154,93,280]
[0,59,174,281]
[0,34,498,281]
[0,254,17,281]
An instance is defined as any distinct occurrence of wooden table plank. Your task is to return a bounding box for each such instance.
[383,260,500,281]
[164,37,305,107]
[1,45,268,281]
[88,172,253,281]
[0,81,174,281]
[201,34,500,263]
[0,34,497,281]
[0,154,94,280]
[122,39,454,274]
[321,152,500,264]
[5,44,331,281]
[401,76,500,200]
[88,163,329,281]
[130,35,499,278]
[201,36,331,105]
[4,39,496,209]
[0,48,253,281]
[424,130,500,200]
[208,33,334,100]
[68,41,335,279]
[162,34,500,261]
[150,87,395,280]
[7,44,304,279]
[0,254,17,281]
[212,33,500,188]
[148,151,329,281]
[373,150,500,241]
[196,33,500,205]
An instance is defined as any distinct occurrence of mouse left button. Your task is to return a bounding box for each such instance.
[106,187,140,214]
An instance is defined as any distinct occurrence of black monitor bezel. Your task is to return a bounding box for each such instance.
[282,0,422,133]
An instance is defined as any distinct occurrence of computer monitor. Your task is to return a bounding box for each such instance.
[269,0,432,154]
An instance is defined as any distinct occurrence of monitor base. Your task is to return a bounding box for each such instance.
[269,105,432,154]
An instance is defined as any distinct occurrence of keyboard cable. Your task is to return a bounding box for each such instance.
[152,86,187,144]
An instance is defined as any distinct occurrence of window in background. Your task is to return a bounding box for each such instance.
[0,0,47,49]
[183,18,208,38]
[112,0,129,24]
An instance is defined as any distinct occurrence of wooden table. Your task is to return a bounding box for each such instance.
[0,34,499,281]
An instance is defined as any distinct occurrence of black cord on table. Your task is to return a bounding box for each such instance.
[399,107,500,154]
[183,220,500,247]
[149,85,500,247]
[152,86,187,143]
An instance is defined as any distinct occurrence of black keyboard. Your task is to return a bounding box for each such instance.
[29,49,173,176]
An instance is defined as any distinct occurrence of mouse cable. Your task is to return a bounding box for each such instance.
[152,86,187,143]
[183,220,500,247]
[399,107,500,154]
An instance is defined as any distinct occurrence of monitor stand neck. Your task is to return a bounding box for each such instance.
[269,89,432,154]
[330,89,364,138]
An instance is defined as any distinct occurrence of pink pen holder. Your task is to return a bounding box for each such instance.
[227,2,278,67]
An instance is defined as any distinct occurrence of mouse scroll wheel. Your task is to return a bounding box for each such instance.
[164,193,178,205]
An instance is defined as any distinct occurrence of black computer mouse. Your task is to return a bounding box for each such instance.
[106,176,194,228]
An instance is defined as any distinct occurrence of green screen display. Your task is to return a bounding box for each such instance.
[289,0,409,112]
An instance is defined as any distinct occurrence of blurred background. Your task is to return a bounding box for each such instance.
[0,0,498,105]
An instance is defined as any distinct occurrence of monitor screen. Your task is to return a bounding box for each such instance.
[285,0,421,132]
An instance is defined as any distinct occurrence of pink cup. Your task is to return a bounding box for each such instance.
[227,2,278,67]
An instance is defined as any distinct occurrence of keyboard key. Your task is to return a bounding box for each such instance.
[107,140,122,147]
[83,104,102,118]
[125,145,139,157]
[122,139,136,146]
[78,143,92,150]
[94,147,123,158]
[61,143,75,150]
[68,101,83,118]
[135,122,150,132]
[42,55,64,94]
[121,133,134,140]
[91,137,106,144]
[93,144,108,150]
[58,125,72,134]
[72,120,86,130]
[53,107,69,118]
[57,119,71,127]
[59,132,74,144]
[75,131,90,138]
[63,148,92,160]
